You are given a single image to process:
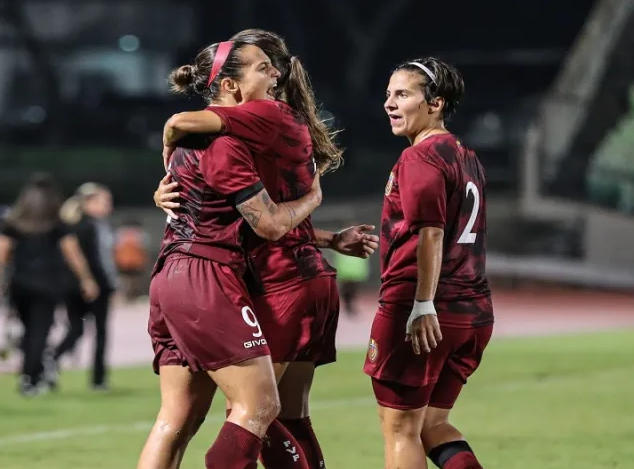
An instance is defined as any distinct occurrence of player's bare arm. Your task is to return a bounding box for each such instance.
[407,226,444,354]
[237,173,322,241]
[163,111,225,147]
[313,226,379,258]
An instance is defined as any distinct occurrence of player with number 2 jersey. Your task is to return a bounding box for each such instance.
[364,56,493,469]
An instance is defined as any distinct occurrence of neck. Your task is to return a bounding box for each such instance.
[212,94,240,107]
[409,121,448,146]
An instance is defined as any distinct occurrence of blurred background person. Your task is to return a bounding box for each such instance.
[51,182,117,392]
[114,218,149,303]
[0,204,20,362]
[0,173,98,396]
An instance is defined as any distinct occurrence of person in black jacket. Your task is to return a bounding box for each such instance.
[0,173,99,396]
[52,182,116,391]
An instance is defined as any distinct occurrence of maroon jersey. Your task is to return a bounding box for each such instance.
[154,136,263,276]
[379,134,493,328]
[210,100,335,294]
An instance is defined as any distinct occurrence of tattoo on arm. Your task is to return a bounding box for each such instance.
[283,205,296,228]
[262,191,277,215]
[237,200,263,229]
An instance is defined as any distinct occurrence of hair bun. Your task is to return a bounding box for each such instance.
[169,64,196,94]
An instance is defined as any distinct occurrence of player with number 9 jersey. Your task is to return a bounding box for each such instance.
[165,98,341,367]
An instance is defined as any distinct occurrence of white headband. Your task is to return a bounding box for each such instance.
[408,62,436,84]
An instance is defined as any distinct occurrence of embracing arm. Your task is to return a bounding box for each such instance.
[164,111,225,146]
[313,228,335,249]
[237,183,322,242]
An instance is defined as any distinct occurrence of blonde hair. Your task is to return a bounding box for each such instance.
[60,182,108,225]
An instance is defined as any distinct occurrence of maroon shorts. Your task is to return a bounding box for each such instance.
[148,254,270,374]
[363,303,493,410]
[253,275,339,366]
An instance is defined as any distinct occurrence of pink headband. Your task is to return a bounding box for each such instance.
[207,41,234,88]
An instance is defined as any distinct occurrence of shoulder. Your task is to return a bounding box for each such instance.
[401,134,464,170]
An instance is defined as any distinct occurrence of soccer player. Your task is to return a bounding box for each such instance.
[363,58,494,469]
[137,41,324,469]
[156,29,378,469]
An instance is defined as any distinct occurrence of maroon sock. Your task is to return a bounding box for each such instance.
[444,452,483,469]
[205,421,262,469]
[259,419,310,469]
[280,417,326,469]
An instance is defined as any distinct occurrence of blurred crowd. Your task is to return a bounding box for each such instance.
[0,173,150,396]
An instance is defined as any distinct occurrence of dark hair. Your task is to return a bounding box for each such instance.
[7,172,62,233]
[230,29,343,174]
[394,57,465,120]
[168,40,250,103]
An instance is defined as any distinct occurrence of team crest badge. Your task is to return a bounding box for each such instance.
[367,339,378,363]
[385,172,395,195]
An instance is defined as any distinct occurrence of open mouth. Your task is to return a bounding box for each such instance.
[267,82,277,99]
[388,113,403,126]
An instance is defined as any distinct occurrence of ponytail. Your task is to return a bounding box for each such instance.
[285,57,343,174]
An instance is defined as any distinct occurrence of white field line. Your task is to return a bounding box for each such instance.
[0,366,627,448]
[0,396,373,447]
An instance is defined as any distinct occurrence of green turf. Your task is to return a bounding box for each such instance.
[1,330,634,469]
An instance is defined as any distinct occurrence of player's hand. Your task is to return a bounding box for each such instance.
[332,225,379,258]
[405,301,443,354]
[154,174,180,219]
[163,145,176,171]
[80,278,100,302]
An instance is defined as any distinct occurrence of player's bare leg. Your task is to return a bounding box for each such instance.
[224,360,289,412]
[225,362,315,469]
[277,361,313,419]
[137,366,216,469]
[378,405,428,469]
[272,361,325,469]
[204,356,280,469]
[422,407,483,469]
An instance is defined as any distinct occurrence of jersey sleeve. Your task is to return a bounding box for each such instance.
[399,150,447,232]
[0,223,19,239]
[53,222,73,240]
[207,100,282,155]
[200,137,264,204]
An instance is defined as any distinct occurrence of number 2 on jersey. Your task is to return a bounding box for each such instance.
[457,181,480,244]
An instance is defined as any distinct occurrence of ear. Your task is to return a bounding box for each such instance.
[220,77,239,94]
[427,97,445,115]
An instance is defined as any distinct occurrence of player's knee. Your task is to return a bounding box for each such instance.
[153,410,191,443]
[422,408,451,432]
[261,390,282,423]
[234,389,281,426]
[379,408,425,440]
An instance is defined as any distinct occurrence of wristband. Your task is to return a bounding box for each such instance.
[406,300,437,334]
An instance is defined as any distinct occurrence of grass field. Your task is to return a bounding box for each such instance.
[1,330,634,469]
